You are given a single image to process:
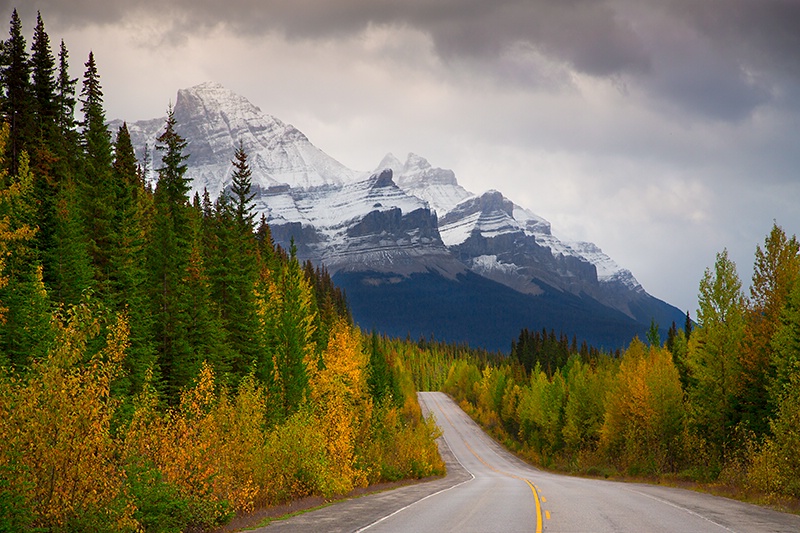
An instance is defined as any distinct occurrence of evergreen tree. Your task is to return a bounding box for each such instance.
[183,203,229,385]
[28,13,69,297]
[367,330,396,405]
[205,191,262,382]
[45,174,92,307]
[684,310,693,339]
[1,9,34,175]
[109,123,156,396]
[56,39,77,141]
[154,105,190,209]
[30,12,58,148]
[79,51,115,289]
[229,140,255,230]
[148,107,194,402]
[260,241,317,419]
[646,318,660,347]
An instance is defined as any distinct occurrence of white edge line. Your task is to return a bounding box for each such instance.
[625,488,738,533]
[355,396,476,533]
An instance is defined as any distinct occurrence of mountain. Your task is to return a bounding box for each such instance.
[113,82,685,351]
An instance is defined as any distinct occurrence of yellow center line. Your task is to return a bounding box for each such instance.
[430,394,545,533]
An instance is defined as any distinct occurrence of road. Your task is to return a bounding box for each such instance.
[257,391,800,532]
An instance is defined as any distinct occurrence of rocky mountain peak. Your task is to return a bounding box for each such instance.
[115,82,683,349]
[371,168,396,189]
[377,153,404,174]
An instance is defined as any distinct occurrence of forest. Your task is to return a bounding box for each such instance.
[0,10,443,532]
[400,222,800,505]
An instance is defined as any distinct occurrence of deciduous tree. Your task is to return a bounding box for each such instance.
[687,249,746,466]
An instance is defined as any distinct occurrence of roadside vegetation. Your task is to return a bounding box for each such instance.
[407,223,800,509]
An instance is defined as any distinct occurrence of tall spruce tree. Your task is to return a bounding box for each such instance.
[79,51,115,290]
[185,200,230,382]
[148,106,195,402]
[204,145,263,381]
[260,241,317,419]
[110,123,156,396]
[30,12,58,148]
[1,9,34,175]
[230,140,255,230]
[38,39,91,307]
[45,174,93,307]
[52,39,80,184]
[29,12,65,294]
[56,40,77,141]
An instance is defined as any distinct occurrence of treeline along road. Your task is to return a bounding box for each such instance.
[261,392,800,532]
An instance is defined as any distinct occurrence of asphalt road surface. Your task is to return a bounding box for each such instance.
[257,391,800,532]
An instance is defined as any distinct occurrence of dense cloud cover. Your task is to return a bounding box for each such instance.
[6,0,800,314]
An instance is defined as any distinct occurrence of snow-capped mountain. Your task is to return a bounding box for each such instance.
[375,153,472,216]
[118,82,360,196]
[114,82,684,350]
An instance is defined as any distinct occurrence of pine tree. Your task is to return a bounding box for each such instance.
[147,107,195,402]
[230,140,255,230]
[205,192,263,383]
[259,241,317,419]
[79,51,115,290]
[109,123,156,396]
[646,318,660,347]
[56,40,77,141]
[1,9,34,175]
[183,203,229,386]
[28,13,68,297]
[30,12,58,148]
[367,330,395,405]
[684,310,693,339]
[154,105,190,209]
[45,174,93,307]
[32,32,95,305]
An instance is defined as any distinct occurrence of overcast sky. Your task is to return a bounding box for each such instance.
[7,1,800,316]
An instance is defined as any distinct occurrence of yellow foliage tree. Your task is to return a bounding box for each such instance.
[310,319,370,495]
[601,339,685,474]
[0,301,136,530]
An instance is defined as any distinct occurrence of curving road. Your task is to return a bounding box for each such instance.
[258,391,800,532]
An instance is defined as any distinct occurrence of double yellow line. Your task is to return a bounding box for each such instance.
[429,394,546,533]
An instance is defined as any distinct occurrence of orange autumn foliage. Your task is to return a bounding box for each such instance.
[310,320,371,494]
[0,302,137,530]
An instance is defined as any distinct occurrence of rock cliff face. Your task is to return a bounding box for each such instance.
[113,82,685,350]
[436,189,648,315]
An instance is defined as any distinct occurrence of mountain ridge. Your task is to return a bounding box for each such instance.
[112,81,685,350]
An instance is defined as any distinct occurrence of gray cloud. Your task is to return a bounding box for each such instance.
[666,0,800,77]
[10,0,799,121]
